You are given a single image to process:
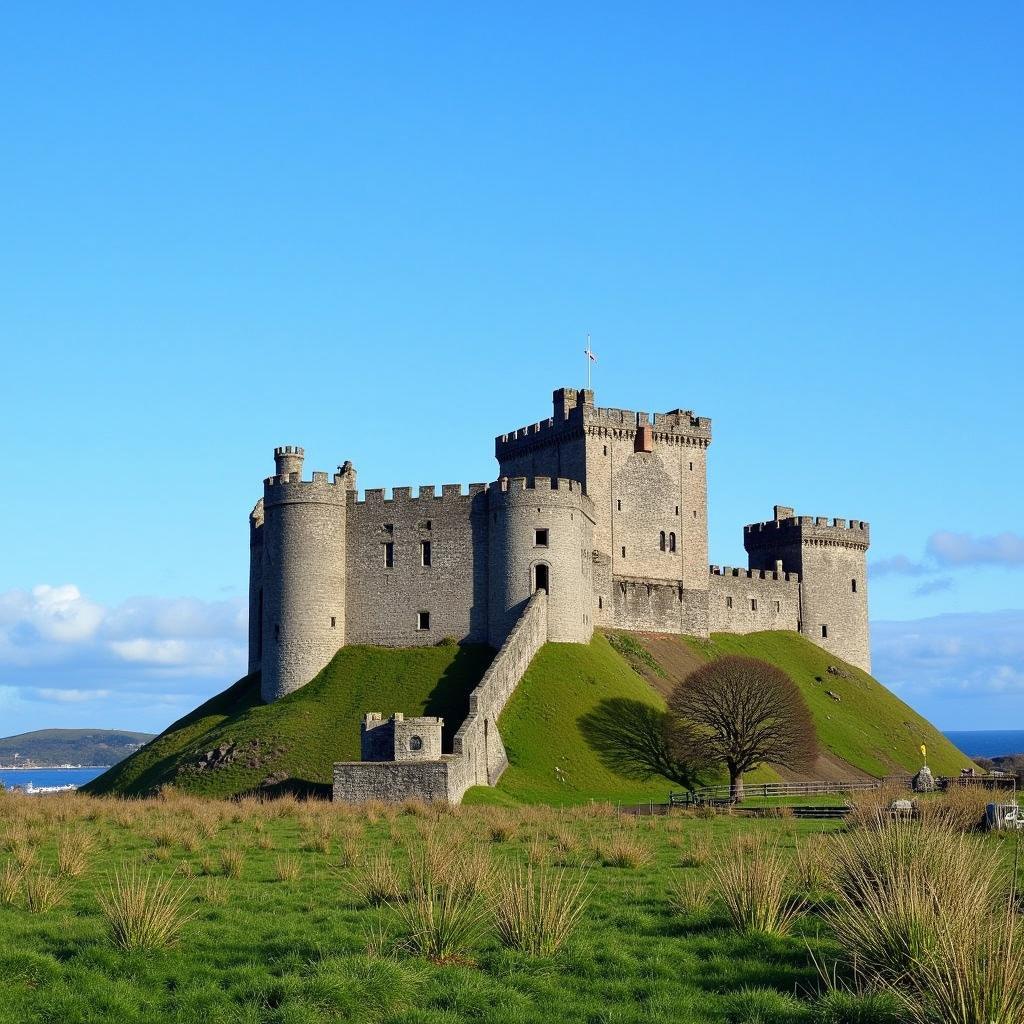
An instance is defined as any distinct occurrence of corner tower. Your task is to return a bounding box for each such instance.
[744,506,870,671]
[257,448,355,702]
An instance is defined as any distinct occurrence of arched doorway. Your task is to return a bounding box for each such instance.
[534,563,549,594]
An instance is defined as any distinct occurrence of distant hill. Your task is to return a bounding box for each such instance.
[0,729,155,767]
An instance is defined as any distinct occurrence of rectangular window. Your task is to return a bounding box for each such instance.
[851,578,857,593]
[534,528,549,547]
[603,445,608,456]
[421,540,432,566]
[689,462,693,471]
[821,624,828,639]
[383,542,394,568]
[598,596,603,609]
[421,519,432,531]
[616,499,622,511]
[621,546,626,558]
[675,505,679,515]
[417,611,430,631]
[726,596,733,609]
[330,616,336,628]
[750,598,758,611]
[383,523,394,533]
[774,601,780,613]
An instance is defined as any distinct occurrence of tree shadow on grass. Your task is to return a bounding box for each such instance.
[578,698,705,789]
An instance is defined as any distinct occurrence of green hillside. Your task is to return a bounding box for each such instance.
[85,645,493,799]
[0,729,154,767]
[681,631,970,778]
[88,628,971,803]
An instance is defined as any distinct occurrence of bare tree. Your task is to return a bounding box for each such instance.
[665,655,816,801]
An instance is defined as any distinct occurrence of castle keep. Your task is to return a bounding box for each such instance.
[248,387,870,802]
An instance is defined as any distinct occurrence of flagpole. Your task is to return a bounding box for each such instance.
[586,333,592,390]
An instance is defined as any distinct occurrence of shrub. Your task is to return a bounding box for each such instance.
[710,837,805,935]
[492,863,588,956]
[97,864,194,951]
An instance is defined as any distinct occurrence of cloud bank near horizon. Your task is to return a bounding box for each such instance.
[0,584,247,732]
[1,582,1022,734]
[872,530,1024,578]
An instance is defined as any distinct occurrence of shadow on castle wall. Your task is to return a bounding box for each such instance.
[577,698,706,789]
[421,644,497,752]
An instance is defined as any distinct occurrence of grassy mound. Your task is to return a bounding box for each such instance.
[85,645,493,799]
[481,633,693,806]
[645,631,970,778]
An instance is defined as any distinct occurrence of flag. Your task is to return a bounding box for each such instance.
[584,348,597,362]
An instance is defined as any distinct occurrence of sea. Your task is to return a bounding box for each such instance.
[0,767,107,791]
[943,731,1024,759]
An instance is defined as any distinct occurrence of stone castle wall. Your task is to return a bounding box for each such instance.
[706,566,801,634]
[344,485,490,646]
[333,592,548,803]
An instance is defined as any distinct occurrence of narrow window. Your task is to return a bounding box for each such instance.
[659,531,666,552]
[750,598,758,611]
[383,523,394,533]
[675,505,679,515]
[534,528,549,547]
[774,601,780,613]
[421,540,432,566]
[383,542,394,568]
[421,520,432,531]
[621,546,626,558]
[616,499,622,511]
[669,532,676,552]
[417,611,430,631]
[726,596,733,609]
[693,510,697,518]
[851,578,857,593]
[821,624,828,639]
[603,445,608,456]
[598,596,603,610]
[330,616,336,628]
[689,461,693,471]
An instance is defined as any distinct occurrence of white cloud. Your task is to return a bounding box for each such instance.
[0,584,248,732]
[927,531,1024,568]
[872,610,1024,700]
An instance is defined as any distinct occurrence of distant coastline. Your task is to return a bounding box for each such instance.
[944,730,1024,759]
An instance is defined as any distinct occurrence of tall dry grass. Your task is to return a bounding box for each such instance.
[709,837,804,935]
[492,864,588,956]
[97,864,194,950]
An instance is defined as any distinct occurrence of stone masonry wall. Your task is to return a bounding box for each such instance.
[345,485,489,646]
[333,592,548,804]
[611,579,710,636]
[706,567,801,633]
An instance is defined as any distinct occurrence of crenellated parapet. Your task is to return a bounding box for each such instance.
[351,482,489,507]
[710,564,800,583]
[744,514,870,554]
[495,387,712,461]
[488,474,593,511]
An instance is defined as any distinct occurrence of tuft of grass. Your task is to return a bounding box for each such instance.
[710,837,805,935]
[350,850,401,906]
[24,869,72,913]
[57,829,94,878]
[273,855,301,882]
[0,860,26,905]
[97,863,194,951]
[492,863,588,956]
[667,875,713,918]
[598,833,651,869]
[219,848,244,878]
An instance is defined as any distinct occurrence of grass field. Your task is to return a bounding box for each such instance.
[0,788,1018,1024]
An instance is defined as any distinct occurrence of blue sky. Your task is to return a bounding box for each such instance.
[1,4,1022,734]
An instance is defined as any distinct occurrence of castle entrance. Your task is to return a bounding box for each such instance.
[534,563,549,593]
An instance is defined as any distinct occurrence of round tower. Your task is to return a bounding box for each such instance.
[260,453,349,702]
[274,445,305,479]
[488,476,595,647]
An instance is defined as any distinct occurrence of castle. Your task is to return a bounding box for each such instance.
[247,387,870,802]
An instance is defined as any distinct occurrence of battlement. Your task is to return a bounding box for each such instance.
[274,445,305,458]
[744,511,870,552]
[495,387,711,459]
[487,475,594,514]
[351,482,489,506]
[709,565,799,583]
